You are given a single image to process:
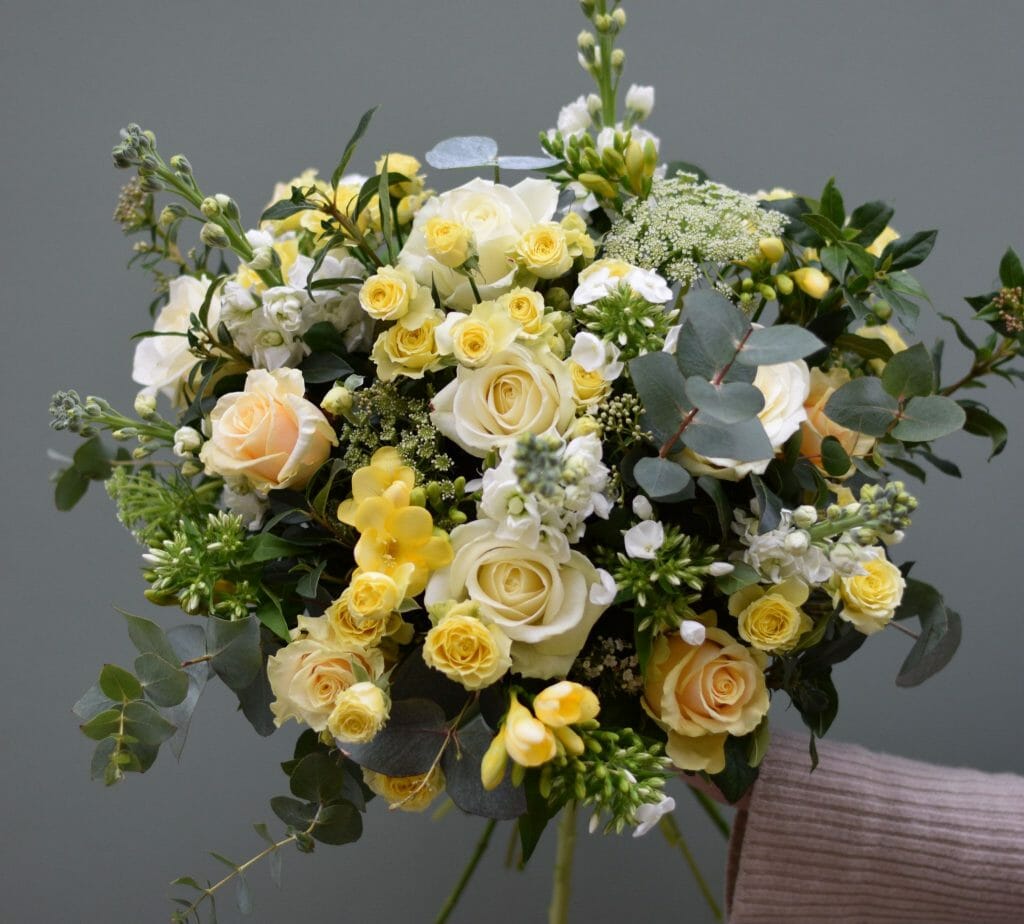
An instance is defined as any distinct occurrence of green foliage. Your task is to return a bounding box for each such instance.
[632,456,691,501]
[576,283,680,359]
[894,579,962,687]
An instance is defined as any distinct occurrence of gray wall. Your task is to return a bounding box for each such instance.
[3,1,1022,921]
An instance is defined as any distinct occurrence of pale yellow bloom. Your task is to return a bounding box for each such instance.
[327,681,390,743]
[834,549,905,634]
[337,446,416,527]
[363,766,445,812]
[371,309,445,382]
[569,361,610,406]
[423,612,512,691]
[516,222,573,279]
[497,288,547,337]
[532,681,600,728]
[323,589,396,648]
[561,212,595,260]
[503,696,557,767]
[729,579,813,653]
[359,265,430,323]
[866,225,899,258]
[423,217,473,268]
[348,566,413,623]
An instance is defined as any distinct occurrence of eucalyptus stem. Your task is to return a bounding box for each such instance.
[659,813,723,922]
[687,785,731,839]
[434,819,497,924]
[548,801,577,924]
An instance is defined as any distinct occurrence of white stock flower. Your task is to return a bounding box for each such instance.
[572,261,673,307]
[556,95,593,136]
[632,796,675,838]
[734,509,833,585]
[632,495,654,520]
[624,520,665,560]
[589,568,618,606]
[625,84,655,120]
[221,482,268,531]
[172,426,202,457]
[570,332,624,380]
[679,620,707,646]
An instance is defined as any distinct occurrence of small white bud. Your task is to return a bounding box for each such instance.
[632,495,654,520]
[173,426,202,457]
[248,245,275,271]
[200,196,220,218]
[679,620,706,646]
[707,561,735,576]
[133,391,157,419]
[320,385,353,417]
[792,505,818,529]
[784,530,810,553]
[625,84,655,120]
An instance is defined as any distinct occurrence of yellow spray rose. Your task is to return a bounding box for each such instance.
[728,579,813,653]
[569,360,610,406]
[327,681,390,743]
[363,766,445,812]
[371,309,445,382]
[359,265,432,323]
[561,212,595,260]
[347,565,413,623]
[423,611,512,691]
[833,548,905,634]
[643,628,769,774]
[503,696,557,767]
[423,217,473,268]
[497,288,547,337]
[323,589,394,648]
[516,222,573,279]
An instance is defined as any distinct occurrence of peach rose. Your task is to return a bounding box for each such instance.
[199,368,337,491]
[800,367,876,472]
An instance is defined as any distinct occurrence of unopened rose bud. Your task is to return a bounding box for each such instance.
[320,385,353,416]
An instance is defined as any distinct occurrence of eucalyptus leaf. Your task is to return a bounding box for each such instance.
[311,802,363,845]
[823,377,899,437]
[682,290,750,360]
[73,435,112,479]
[122,700,176,747]
[736,325,824,366]
[135,652,189,707]
[713,562,760,595]
[99,663,143,703]
[633,456,692,501]
[627,351,691,448]
[55,466,89,511]
[425,136,499,169]
[270,796,316,830]
[206,616,262,692]
[881,343,935,399]
[73,684,115,722]
[684,377,764,424]
[342,698,448,776]
[123,611,179,664]
[891,395,966,442]
[289,753,348,804]
[441,716,527,820]
[896,601,962,687]
[819,436,852,478]
[496,154,560,170]
[682,415,773,463]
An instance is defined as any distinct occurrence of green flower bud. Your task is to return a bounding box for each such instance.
[611,48,625,71]
[200,222,230,248]
[169,154,192,173]
[200,197,220,218]
[775,273,795,296]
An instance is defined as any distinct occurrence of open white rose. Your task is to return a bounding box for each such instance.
[424,521,610,679]
[430,344,575,457]
[399,177,559,309]
[199,368,337,492]
[132,275,221,407]
[679,359,811,481]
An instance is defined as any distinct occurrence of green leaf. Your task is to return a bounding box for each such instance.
[708,734,759,804]
[270,796,316,830]
[838,241,877,279]
[496,154,560,170]
[55,466,89,511]
[885,230,937,271]
[875,281,921,328]
[235,659,276,737]
[343,698,448,776]
[848,200,894,245]
[441,716,527,820]
[834,333,895,362]
[122,611,179,664]
[960,401,1008,459]
[819,177,845,228]
[881,343,936,399]
[81,708,123,741]
[800,213,844,242]
[331,106,378,188]
[794,671,839,738]
[311,802,363,845]
[256,593,291,642]
[823,377,899,437]
[73,684,115,722]
[378,156,396,264]
[895,582,962,687]
[819,436,852,478]
[632,456,692,502]
[206,616,262,692]
[425,136,499,169]
[296,560,328,600]
[122,700,176,746]
[135,652,189,707]
[747,718,771,769]
[683,377,763,424]
[299,351,354,384]
[735,325,824,366]
[750,474,782,533]
[681,290,750,364]
[891,395,966,442]
[244,532,321,563]
[999,247,1024,289]
[628,351,691,448]
[99,664,143,702]
[697,476,732,541]
[713,562,760,595]
[235,876,253,915]
[260,199,315,222]
[682,415,773,463]
[73,435,112,479]
[289,753,348,804]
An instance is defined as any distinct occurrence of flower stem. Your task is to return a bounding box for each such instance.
[434,819,496,924]
[687,785,731,839]
[659,813,723,921]
[548,801,577,924]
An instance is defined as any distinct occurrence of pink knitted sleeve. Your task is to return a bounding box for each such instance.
[726,731,1024,923]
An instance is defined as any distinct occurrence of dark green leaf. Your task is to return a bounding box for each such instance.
[331,106,378,188]
[206,616,262,691]
[792,671,839,738]
[260,199,315,222]
[289,753,348,804]
[122,700,176,746]
[819,245,848,282]
[896,584,962,688]
[81,708,122,741]
[244,532,321,564]
[270,796,316,830]
[256,592,290,642]
[834,333,895,361]
[881,343,936,399]
[684,378,763,423]
[916,450,961,478]
[378,156,395,264]
[736,325,824,366]
[389,648,470,719]
[999,247,1024,289]
[55,466,89,511]
[885,230,937,271]
[299,351,354,384]
[235,661,276,737]
[632,456,692,502]
[800,213,844,242]
[342,698,447,776]
[713,562,760,595]
[849,201,894,245]
[823,377,899,437]
[311,802,363,845]
[819,436,852,477]
[99,664,143,702]
[891,395,966,442]
[708,734,759,804]
[442,716,527,820]
[135,652,189,707]
[960,401,1008,459]
[296,560,328,599]
[682,415,773,463]
[819,177,845,228]
[73,435,112,479]
[697,476,732,541]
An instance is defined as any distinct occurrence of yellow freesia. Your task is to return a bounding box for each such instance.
[338,447,416,526]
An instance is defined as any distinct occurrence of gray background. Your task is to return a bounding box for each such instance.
[3,1,1023,921]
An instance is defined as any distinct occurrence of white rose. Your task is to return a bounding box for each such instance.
[399,177,558,309]
[430,344,575,457]
[132,275,221,407]
[680,360,811,481]
[199,368,337,492]
[424,521,610,679]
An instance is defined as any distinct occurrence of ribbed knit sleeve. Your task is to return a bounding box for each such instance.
[726,731,1024,923]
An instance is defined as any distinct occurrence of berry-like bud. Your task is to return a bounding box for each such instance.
[199,222,230,248]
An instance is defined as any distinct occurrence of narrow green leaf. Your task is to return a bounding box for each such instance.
[331,107,379,188]
[255,592,291,642]
[834,333,894,361]
[960,401,1008,459]
[885,230,937,271]
[378,156,396,264]
[819,177,845,228]
[800,213,844,242]
[750,474,782,533]
[296,560,328,599]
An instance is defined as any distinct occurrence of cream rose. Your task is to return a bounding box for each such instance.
[516,223,573,279]
[327,681,390,744]
[833,548,905,634]
[679,359,811,482]
[267,637,383,732]
[430,343,575,457]
[643,628,769,773]
[399,177,559,308]
[370,309,444,381]
[800,366,876,471]
[359,265,433,323]
[423,611,512,690]
[132,275,221,407]
[362,766,445,812]
[199,368,337,492]
[424,521,610,678]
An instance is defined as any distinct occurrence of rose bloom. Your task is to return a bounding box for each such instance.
[423,612,512,690]
[800,367,876,471]
[363,766,445,812]
[268,637,383,732]
[199,368,337,492]
[516,222,573,279]
[327,681,390,744]
[424,521,609,678]
[399,177,559,308]
[371,308,445,382]
[322,590,394,648]
[430,343,575,457]
[643,628,769,773]
[679,360,810,482]
[358,265,432,323]
[833,547,905,634]
[132,275,222,407]
[728,579,813,653]
[423,217,473,268]
[497,288,547,336]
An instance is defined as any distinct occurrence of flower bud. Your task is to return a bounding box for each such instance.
[248,245,276,272]
[594,13,613,32]
[679,619,707,646]
[578,172,618,200]
[873,301,893,321]
[611,48,625,71]
[480,727,509,790]
[601,146,626,178]
[792,504,818,528]
[625,85,654,120]
[214,193,238,220]
[758,236,785,262]
[586,94,603,116]
[168,154,192,173]
[320,384,353,416]
[784,530,810,553]
[200,222,230,248]
[775,273,794,296]
[790,267,830,299]
[504,696,557,767]
[181,461,203,478]
[173,426,202,457]
[632,494,654,520]
[577,30,596,51]
[533,681,600,728]
[611,8,626,28]
[707,561,735,576]
[134,391,158,418]
[200,197,220,218]
[758,284,777,301]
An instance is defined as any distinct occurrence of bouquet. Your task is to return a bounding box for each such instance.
[50,1,1024,920]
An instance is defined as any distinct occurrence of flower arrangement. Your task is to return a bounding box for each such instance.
[50,2,1024,921]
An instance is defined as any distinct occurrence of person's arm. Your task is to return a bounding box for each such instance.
[721,731,1024,923]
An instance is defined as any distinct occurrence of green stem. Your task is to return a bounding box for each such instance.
[594,1,616,126]
[434,819,496,924]
[659,814,723,922]
[939,336,1019,396]
[548,802,577,924]
[687,786,731,839]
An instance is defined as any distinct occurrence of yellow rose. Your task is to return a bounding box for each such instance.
[371,309,445,382]
[503,696,557,767]
[348,567,413,623]
[834,548,905,634]
[866,225,899,258]
[800,367,876,471]
[423,612,512,690]
[452,319,496,367]
[516,222,573,279]
[323,590,393,648]
[199,368,337,492]
[423,217,473,268]
[267,638,383,732]
[497,288,546,336]
[643,629,769,773]
[264,168,322,234]
[363,766,445,812]
[728,579,813,653]
[327,681,390,743]
[359,265,431,322]
[560,212,595,260]
[532,681,600,727]
[569,360,610,406]
[375,152,424,197]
